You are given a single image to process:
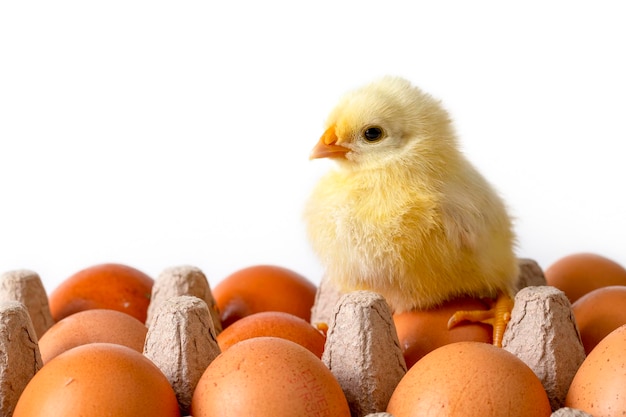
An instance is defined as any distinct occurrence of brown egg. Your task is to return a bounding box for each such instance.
[38,309,148,364]
[545,253,626,303]
[212,265,317,328]
[48,263,154,323]
[393,297,492,368]
[387,341,551,417]
[566,324,626,416]
[13,343,180,417]
[191,336,350,417]
[216,311,326,358]
[572,285,626,354]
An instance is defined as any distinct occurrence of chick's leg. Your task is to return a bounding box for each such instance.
[446,292,514,348]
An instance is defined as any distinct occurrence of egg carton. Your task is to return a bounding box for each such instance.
[312,262,589,417]
[0,260,589,417]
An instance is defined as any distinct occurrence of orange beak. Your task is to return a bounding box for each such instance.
[309,126,350,160]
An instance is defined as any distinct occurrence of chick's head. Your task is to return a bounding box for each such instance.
[310,76,458,171]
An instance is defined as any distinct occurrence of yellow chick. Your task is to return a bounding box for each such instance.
[304,76,518,346]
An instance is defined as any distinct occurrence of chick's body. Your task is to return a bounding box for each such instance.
[305,77,518,313]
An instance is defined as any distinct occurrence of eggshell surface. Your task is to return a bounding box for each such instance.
[572,285,626,354]
[386,341,551,417]
[216,311,326,358]
[13,343,180,417]
[212,265,316,328]
[191,336,350,417]
[545,253,626,303]
[48,263,154,323]
[38,308,148,364]
[393,296,492,368]
[565,324,626,416]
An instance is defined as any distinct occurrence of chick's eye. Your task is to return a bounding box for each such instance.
[363,127,384,142]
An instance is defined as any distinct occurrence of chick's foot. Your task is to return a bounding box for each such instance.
[446,292,514,348]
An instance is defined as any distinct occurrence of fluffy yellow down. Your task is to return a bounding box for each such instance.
[304,76,518,312]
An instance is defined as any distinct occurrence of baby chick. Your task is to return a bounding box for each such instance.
[304,76,518,346]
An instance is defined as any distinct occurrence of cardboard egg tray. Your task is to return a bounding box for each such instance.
[0,261,592,417]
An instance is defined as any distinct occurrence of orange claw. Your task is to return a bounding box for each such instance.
[315,322,329,337]
[447,292,514,347]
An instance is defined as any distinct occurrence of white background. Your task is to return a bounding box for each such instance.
[1,2,625,294]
